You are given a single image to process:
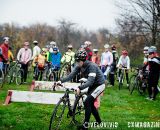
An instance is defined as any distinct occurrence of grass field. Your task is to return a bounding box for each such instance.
[0,79,160,130]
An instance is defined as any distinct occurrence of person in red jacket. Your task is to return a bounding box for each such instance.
[0,37,9,71]
[84,41,93,61]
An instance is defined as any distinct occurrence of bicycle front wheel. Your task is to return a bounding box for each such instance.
[49,98,67,130]
[59,64,68,79]
[0,69,4,88]
[118,73,124,90]
[72,95,85,125]
[6,68,13,84]
[129,75,137,95]
[16,69,24,85]
[48,72,56,81]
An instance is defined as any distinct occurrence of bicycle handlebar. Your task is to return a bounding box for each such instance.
[53,82,76,92]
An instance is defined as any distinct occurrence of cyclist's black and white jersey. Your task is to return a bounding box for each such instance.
[60,60,105,93]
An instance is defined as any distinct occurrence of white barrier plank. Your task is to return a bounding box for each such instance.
[6,90,75,105]
[34,81,80,91]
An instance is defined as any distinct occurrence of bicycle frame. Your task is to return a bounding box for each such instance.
[118,67,127,90]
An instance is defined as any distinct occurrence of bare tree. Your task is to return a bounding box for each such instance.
[115,0,160,46]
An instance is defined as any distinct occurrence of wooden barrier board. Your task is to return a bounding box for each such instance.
[4,90,75,105]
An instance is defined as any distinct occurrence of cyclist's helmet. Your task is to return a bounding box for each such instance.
[93,49,98,52]
[150,46,157,51]
[104,44,110,49]
[45,45,50,49]
[148,46,157,54]
[50,41,56,46]
[53,47,58,51]
[143,46,149,54]
[67,44,73,49]
[75,49,87,62]
[33,40,38,45]
[122,50,128,55]
[111,44,116,50]
[84,41,92,47]
[3,37,9,42]
[42,48,47,53]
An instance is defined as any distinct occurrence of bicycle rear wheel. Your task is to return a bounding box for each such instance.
[48,71,56,81]
[16,69,24,85]
[71,95,85,125]
[129,75,137,95]
[49,98,67,130]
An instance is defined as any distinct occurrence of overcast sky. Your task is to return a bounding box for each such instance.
[0,0,119,31]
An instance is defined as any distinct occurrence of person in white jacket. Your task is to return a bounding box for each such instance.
[117,49,130,87]
[100,44,113,82]
[32,40,41,60]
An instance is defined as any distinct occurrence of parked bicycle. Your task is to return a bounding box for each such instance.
[129,68,148,95]
[7,60,24,85]
[49,81,87,130]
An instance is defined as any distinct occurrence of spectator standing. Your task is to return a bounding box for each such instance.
[0,37,9,71]
[17,42,32,83]
[84,41,93,61]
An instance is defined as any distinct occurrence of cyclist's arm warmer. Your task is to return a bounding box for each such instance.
[60,65,80,83]
[79,66,96,90]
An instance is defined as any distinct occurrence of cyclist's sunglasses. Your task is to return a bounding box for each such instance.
[149,52,154,55]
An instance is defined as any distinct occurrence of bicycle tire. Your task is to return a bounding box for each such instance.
[0,69,4,88]
[34,67,39,80]
[129,75,137,95]
[16,69,24,85]
[49,98,67,130]
[118,72,124,90]
[71,95,85,125]
[6,67,13,84]
[59,63,69,79]
[48,71,56,81]
[138,81,146,95]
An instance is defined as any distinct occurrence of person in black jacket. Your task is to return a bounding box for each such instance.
[144,46,160,100]
[58,49,105,130]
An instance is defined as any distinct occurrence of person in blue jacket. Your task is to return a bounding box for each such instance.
[49,47,61,71]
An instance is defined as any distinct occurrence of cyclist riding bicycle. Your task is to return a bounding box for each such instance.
[117,50,130,87]
[143,46,160,100]
[57,49,105,130]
